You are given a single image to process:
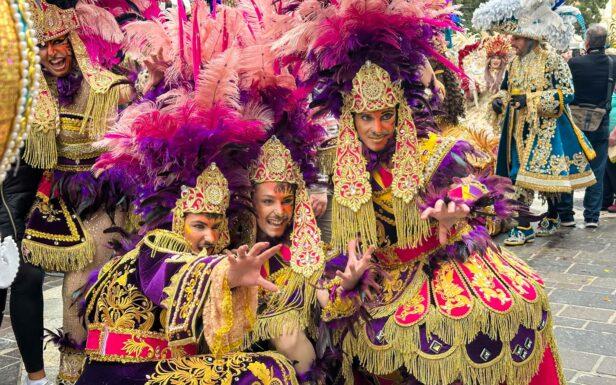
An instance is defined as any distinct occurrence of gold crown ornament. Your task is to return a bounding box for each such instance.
[249,136,325,278]
[27,0,79,43]
[171,163,230,254]
[332,62,429,252]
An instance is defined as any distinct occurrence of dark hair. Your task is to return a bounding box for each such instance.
[586,24,608,50]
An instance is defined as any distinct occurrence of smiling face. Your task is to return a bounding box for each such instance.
[489,56,503,70]
[353,108,397,153]
[39,35,73,77]
[253,182,295,240]
[183,213,224,254]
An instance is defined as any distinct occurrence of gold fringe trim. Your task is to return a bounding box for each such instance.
[246,310,306,347]
[342,326,405,377]
[331,199,377,252]
[23,125,58,169]
[317,145,337,177]
[392,199,431,249]
[22,233,94,272]
[80,85,121,138]
[343,316,554,385]
[243,268,318,347]
[142,229,192,258]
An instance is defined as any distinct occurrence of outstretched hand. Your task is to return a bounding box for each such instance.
[336,239,375,291]
[226,242,280,292]
[142,48,168,94]
[421,199,470,245]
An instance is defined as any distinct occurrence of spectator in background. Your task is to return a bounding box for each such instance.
[560,24,616,228]
[0,155,46,385]
[605,86,616,212]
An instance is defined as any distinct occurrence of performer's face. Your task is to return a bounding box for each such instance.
[39,34,73,77]
[253,182,295,239]
[354,108,396,152]
[183,213,224,254]
[510,36,533,57]
[489,56,503,69]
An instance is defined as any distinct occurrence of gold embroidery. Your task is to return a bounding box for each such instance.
[94,262,156,331]
[145,352,298,385]
[432,264,472,316]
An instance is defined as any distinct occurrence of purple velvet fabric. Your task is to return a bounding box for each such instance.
[75,361,157,385]
[137,247,182,307]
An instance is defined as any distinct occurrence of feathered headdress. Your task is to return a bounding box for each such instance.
[483,34,512,58]
[277,0,460,121]
[94,98,266,243]
[472,0,580,52]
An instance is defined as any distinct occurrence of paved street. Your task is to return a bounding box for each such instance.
[0,196,614,385]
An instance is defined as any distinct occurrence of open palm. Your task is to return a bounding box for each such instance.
[336,239,376,290]
[226,242,280,292]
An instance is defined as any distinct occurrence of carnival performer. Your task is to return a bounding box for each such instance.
[76,86,297,384]
[245,136,326,382]
[77,1,323,383]
[473,0,597,246]
[457,34,512,137]
[483,35,512,96]
[220,1,327,378]
[274,0,567,384]
[20,0,163,382]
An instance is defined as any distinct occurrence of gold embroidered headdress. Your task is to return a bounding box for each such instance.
[172,163,231,254]
[23,0,125,169]
[332,61,429,251]
[249,136,325,278]
[30,0,80,43]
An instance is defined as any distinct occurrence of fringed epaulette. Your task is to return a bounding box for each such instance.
[70,32,126,138]
[24,80,60,169]
[317,137,338,177]
[141,229,192,258]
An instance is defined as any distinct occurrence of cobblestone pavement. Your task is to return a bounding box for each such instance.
[0,200,614,385]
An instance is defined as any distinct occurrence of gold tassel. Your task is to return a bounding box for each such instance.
[22,235,94,272]
[331,199,378,252]
[342,328,405,377]
[23,126,58,169]
[392,198,431,249]
[243,268,318,347]
[80,85,121,138]
[317,145,337,177]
